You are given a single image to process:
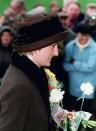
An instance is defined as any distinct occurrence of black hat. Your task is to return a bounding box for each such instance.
[12,13,68,52]
[0,25,11,35]
[74,23,90,34]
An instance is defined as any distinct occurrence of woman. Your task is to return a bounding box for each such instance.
[0,25,12,83]
[0,14,69,131]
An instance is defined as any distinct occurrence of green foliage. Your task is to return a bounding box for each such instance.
[0,0,10,15]
[0,0,96,15]
[82,120,96,128]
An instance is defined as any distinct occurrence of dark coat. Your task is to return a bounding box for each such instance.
[0,45,12,78]
[0,53,51,131]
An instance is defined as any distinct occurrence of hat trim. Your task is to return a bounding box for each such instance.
[13,31,68,52]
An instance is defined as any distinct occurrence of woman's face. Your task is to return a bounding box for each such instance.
[32,44,58,67]
[1,31,12,47]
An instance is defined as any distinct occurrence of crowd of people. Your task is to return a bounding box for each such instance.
[0,0,96,131]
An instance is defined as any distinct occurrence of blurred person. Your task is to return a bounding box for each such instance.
[86,3,96,16]
[64,2,81,28]
[10,0,26,19]
[62,0,77,12]
[3,7,18,25]
[0,25,12,84]
[27,4,47,16]
[58,11,76,46]
[88,13,96,26]
[58,12,68,27]
[50,1,58,13]
[0,13,72,131]
[87,13,96,41]
[0,16,6,25]
[63,23,96,113]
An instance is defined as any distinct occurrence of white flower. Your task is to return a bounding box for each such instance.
[80,82,94,95]
[49,89,64,103]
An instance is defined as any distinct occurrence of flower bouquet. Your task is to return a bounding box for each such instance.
[44,68,96,131]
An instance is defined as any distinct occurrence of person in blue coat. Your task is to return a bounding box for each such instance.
[63,23,96,113]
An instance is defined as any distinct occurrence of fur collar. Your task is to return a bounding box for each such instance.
[11,52,51,117]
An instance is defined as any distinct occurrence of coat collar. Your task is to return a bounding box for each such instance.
[11,52,51,117]
[11,52,47,87]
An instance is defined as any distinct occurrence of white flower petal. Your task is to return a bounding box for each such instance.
[75,111,92,120]
[80,83,86,91]
[80,82,94,96]
[49,89,64,103]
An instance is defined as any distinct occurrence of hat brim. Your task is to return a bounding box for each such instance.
[13,31,68,52]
